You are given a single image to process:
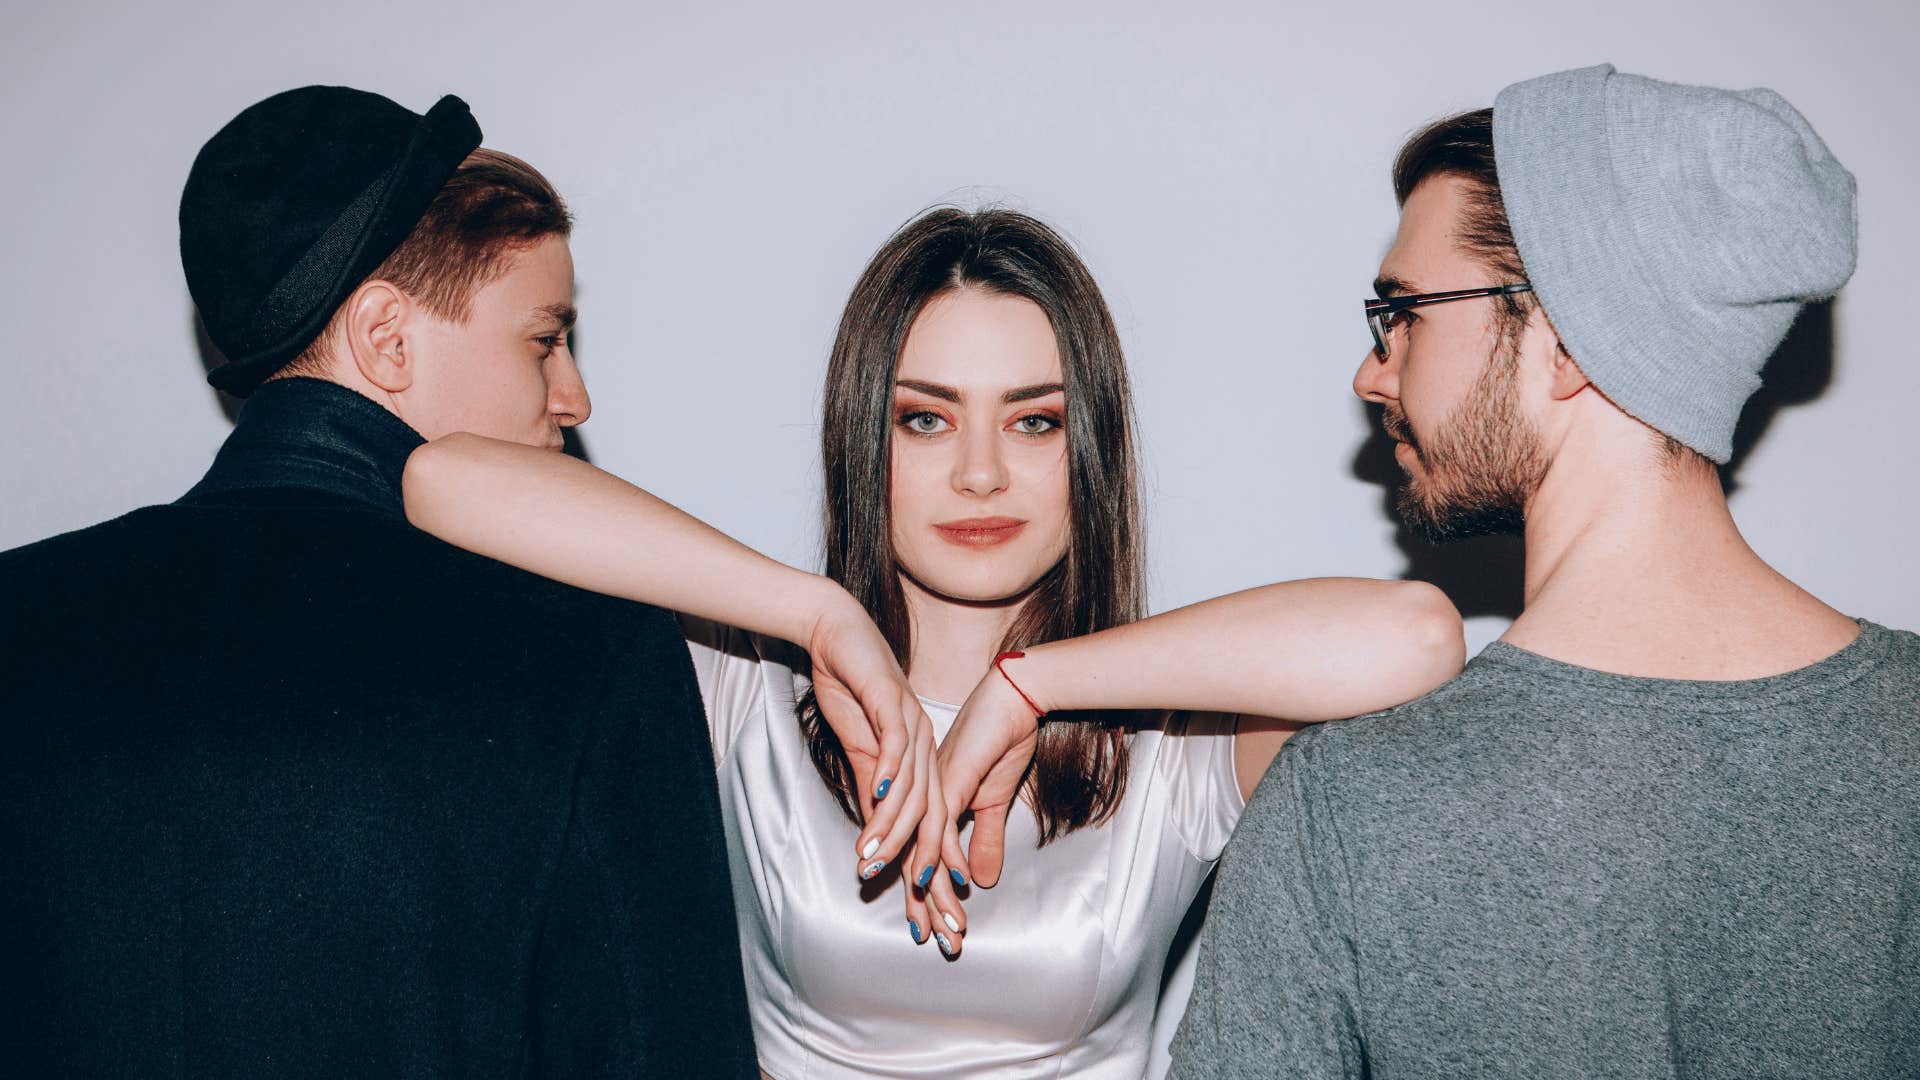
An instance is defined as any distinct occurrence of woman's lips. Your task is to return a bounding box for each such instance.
[932,516,1027,548]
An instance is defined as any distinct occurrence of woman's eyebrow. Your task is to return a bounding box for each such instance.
[1003,382,1064,404]
[894,379,1066,404]
[895,379,960,402]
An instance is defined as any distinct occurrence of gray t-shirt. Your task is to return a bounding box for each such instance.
[1171,619,1919,1080]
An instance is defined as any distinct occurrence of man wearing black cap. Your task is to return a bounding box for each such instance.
[0,87,758,1077]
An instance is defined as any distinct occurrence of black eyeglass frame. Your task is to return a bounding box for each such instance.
[1364,283,1533,359]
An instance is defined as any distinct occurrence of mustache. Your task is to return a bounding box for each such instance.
[1381,405,1416,447]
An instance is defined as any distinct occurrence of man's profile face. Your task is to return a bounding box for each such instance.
[1353,175,1546,541]
[401,235,588,449]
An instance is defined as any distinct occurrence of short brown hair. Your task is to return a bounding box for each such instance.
[279,148,570,376]
[1393,109,1528,295]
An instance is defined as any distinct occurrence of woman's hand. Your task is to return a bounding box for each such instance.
[804,599,946,882]
[900,762,969,958]
[806,601,971,946]
[933,657,1043,891]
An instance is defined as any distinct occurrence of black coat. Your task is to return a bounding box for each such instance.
[0,379,757,1078]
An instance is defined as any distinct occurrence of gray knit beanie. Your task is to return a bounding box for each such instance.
[1492,64,1857,462]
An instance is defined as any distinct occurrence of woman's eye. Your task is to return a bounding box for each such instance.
[900,411,950,435]
[1011,413,1062,436]
[1388,310,1418,329]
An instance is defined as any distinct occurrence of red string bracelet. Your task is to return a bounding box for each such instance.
[992,650,1047,722]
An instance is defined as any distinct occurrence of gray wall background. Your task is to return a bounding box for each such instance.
[5,1,1916,1074]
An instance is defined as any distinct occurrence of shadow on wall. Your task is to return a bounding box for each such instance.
[190,304,597,464]
[1348,300,1837,620]
[1720,299,1834,494]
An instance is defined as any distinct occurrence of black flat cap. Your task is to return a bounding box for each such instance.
[181,86,482,396]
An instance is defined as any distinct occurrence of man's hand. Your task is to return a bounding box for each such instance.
[933,656,1043,890]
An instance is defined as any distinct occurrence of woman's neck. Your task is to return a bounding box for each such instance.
[899,575,1028,706]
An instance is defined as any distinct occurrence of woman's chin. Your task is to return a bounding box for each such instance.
[899,565,1055,609]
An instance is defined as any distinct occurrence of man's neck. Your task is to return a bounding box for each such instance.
[1502,444,1857,680]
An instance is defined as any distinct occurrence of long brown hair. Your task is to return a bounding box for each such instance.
[798,207,1146,845]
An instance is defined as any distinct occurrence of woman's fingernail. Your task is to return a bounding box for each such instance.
[860,859,887,881]
[942,912,960,934]
[907,918,922,943]
[861,837,880,860]
[950,869,967,888]
[876,777,892,800]
[916,865,934,889]
[935,932,955,955]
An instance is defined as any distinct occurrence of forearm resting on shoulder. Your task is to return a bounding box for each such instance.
[1007,578,1464,721]
[401,433,854,645]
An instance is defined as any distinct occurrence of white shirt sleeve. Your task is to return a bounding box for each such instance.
[1154,711,1247,862]
[679,614,772,762]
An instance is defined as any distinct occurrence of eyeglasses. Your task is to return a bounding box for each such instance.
[1364,283,1533,359]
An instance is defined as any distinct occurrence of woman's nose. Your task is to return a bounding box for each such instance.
[953,429,1010,497]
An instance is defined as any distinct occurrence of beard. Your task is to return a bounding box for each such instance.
[1384,343,1548,543]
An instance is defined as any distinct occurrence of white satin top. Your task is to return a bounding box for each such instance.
[683,618,1245,1079]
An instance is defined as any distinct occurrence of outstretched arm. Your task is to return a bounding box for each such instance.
[408,433,842,648]
[403,433,944,879]
[936,579,1463,883]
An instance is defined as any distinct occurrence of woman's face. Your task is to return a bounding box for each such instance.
[889,288,1072,604]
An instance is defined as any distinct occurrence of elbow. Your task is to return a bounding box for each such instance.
[1391,580,1466,695]
[400,434,480,529]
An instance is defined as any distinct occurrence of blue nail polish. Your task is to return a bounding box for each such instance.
[861,859,887,881]
[907,918,922,943]
[875,777,892,800]
[950,869,967,888]
[916,865,934,889]
[935,932,954,955]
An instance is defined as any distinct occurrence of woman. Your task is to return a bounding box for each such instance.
[404,208,1463,1078]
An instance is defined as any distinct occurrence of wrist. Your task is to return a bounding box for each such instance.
[992,648,1053,722]
[794,575,863,649]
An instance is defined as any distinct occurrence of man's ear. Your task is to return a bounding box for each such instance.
[1533,310,1590,402]
[1548,341,1591,402]
[342,280,414,393]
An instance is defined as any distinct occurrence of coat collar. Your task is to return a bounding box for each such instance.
[180,378,425,518]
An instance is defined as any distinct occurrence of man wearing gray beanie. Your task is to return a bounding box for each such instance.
[1170,64,1918,1078]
